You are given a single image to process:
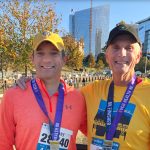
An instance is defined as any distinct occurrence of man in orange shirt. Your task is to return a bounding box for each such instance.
[0,31,87,150]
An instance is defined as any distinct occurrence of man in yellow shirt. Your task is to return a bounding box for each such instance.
[81,22,150,150]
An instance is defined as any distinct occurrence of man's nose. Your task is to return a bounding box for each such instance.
[119,48,127,56]
[43,55,52,62]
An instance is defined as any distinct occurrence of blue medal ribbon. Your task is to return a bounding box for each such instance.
[106,75,137,140]
[31,79,64,141]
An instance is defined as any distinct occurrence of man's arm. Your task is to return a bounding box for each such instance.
[0,92,15,150]
[79,93,87,136]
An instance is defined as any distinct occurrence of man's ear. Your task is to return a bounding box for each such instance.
[63,56,68,64]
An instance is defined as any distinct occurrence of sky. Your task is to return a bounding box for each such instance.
[53,0,150,33]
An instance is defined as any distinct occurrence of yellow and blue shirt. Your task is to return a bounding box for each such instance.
[81,78,150,150]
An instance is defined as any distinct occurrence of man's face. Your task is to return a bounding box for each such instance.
[32,41,65,80]
[106,34,141,76]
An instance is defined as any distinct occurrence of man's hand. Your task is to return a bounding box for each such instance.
[14,76,31,90]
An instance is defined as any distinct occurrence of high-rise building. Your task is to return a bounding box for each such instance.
[95,29,102,58]
[69,5,110,57]
[136,17,150,54]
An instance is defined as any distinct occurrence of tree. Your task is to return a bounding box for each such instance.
[0,0,61,76]
[83,53,95,68]
[101,45,107,52]
[95,59,105,71]
[0,27,16,80]
[96,52,108,67]
[135,56,150,73]
[63,35,84,70]
[116,20,126,26]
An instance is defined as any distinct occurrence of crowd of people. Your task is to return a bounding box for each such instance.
[0,72,112,92]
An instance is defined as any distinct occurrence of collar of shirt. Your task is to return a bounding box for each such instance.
[34,78,67,113]
[136,77,142,84]
[35,78,67,96]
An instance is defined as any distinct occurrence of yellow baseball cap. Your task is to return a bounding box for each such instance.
[32,31,64,51]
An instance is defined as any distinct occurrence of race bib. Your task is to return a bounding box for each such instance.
[37,123,73,150]
[90,137,120,150]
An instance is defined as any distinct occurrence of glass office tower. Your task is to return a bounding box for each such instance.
[137,17,150,54]
[69,5,110,57]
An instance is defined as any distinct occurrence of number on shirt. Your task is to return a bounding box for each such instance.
[59,138,69,148]
[40,133,52,144]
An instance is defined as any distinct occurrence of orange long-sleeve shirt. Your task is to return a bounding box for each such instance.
[0,79,87,150]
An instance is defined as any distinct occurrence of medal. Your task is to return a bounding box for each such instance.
[50,140,59,150]
[103,140,113,150]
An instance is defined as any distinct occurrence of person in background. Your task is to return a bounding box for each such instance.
[0,31,87,150]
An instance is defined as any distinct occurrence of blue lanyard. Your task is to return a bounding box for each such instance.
[31,79,64,141]
[106,75,137,140]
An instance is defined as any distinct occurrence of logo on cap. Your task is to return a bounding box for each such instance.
[120,26,126,30]
[42,31,50,36]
